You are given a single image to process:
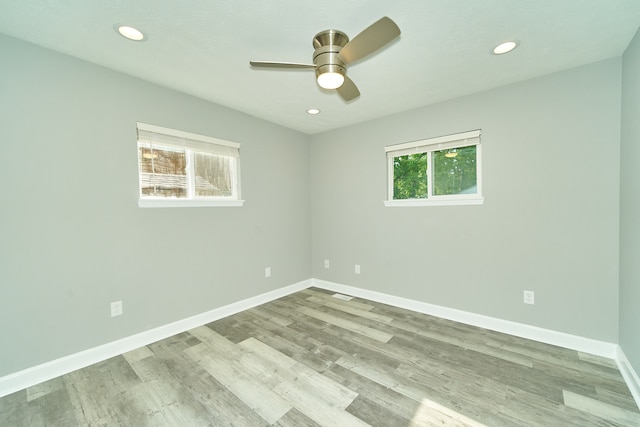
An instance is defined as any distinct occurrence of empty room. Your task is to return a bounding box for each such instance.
[1,1,640,426]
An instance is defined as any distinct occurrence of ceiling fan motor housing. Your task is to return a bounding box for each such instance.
[313,29,348,79]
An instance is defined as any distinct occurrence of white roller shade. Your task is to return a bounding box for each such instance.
[386,130,481,157]
[137,122,240,158]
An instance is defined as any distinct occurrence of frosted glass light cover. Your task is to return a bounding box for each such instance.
[317,72,344,89]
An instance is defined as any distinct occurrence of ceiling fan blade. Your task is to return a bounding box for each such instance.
[337,17,400,64]
[336,76,360,102]
[250,61,315,69]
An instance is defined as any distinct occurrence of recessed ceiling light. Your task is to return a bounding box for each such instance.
[306,108,321,115]
[492,41,518,55]
[116,25,146,41]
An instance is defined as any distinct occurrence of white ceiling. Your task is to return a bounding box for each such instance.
[1,1,639,135]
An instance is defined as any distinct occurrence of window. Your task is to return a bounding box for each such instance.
[384,130,483,206]
[136,122,243,207]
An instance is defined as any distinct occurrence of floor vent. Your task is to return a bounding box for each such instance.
[332,293,353,301]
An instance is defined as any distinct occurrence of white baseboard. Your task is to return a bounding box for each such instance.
[311,279,618,359]
[0,279,312,399]
[616,346,640,409]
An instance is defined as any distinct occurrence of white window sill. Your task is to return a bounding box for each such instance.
[138,199,245,208]
[383,197,484,207]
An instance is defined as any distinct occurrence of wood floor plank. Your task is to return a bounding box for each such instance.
[250,305,295,327]
[335,352,497,425]
[122,345,155,364]
[28,387,77,427]
[232,341,368,426]
[64,370,122,425]
[147,333,269,426]
[270,378,371,427]
[498,385,591,427]
[184,334,292,424]
[532,359,632,406]
[325,363,431,424]
[391,332,569,405]
[61,355,146,425]
[596,386,640,413]
[204,319,369,426]
[405,396,489,427]
[579,351,620,369]
[216,309,345,374]
[345,395,411,427]
[296,306,394,343]
[388,315,535,368]
[305,296,394,324]
[238,337,358,409]
[563,390,640,426]
[203,314,255,344]
[284,313,404,370]
[125,349,221,426]
[260,299,403,371]
[274,408,323,427]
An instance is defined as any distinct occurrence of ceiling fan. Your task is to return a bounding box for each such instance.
[250,17,401,102]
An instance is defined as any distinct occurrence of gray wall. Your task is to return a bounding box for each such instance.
[620,28,640,374]
[0,34,311,376]
[310,58,622,342]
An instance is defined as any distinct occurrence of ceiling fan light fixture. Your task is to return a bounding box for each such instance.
[317,71,345,89]
[250,16,400,101]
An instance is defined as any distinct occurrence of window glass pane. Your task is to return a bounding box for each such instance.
[432,145,477,195]
[393,153,428,199]
[194,152,233,197]
[138,146,187,198]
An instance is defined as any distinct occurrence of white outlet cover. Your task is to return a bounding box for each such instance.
[355,264,361,274]
[324,259,330,268]
[110,301,123,317]
[265,267,271,278]
[524,291,535,305]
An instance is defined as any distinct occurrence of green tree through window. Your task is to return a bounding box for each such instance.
[433,146,477,195]
[393,153,428,199]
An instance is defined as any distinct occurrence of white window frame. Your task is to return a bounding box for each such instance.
[384,130,483,207]
[136,122,244,208]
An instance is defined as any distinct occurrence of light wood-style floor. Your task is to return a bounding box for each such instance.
[1,287,639,426]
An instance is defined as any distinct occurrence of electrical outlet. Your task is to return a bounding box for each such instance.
[355,264,361,274]
[524,290,535,305]
[265,267,271,278]
[324,259,330,269]
[111,300,123,317]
